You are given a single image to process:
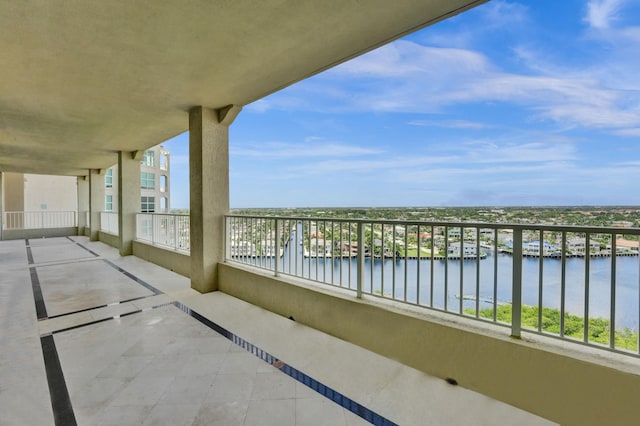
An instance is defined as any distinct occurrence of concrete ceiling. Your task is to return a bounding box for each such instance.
[0,0,486,176]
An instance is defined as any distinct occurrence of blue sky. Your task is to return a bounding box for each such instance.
[164,0,640,209]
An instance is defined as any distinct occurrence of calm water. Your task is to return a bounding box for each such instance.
[275,237,640,330]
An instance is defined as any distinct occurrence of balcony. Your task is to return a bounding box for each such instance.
[43,211,638,423]
[2,1,639,424]
[0,235,555,425]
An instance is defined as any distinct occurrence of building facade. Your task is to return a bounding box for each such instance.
[105,144,171,213]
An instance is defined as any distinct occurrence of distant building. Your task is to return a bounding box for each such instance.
[105,145,171,213]
[1,144,170,214]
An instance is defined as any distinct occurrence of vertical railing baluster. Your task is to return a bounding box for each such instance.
[584,232,591,343]
[444,226,449,311]
[459,227,464,314]
[560,231,567,337]
[475,227,480,317]
[610,235,617,349]
[357,221,364,299]
[493,228,498,322]
[512,228,523,338]
[224,216,231,261]
[152,213,156,245]
[416,225,421,305]
[275,218,280,277]
[392,225,397,299]
[538,229,544,332]
[370,222,374,295]
[380,224,385,296]
[430,225,435,309]
[404,225,408,302]
[338,221,343,287]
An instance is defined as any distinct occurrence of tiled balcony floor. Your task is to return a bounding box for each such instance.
[0,236,555,425]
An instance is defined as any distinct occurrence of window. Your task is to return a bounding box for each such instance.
[160,151,169,170]
[142,150,155,167]
[160,197,167,211]
[105,195,113,211]
[160,175,167,192]
[141,172,155,189]
[105,169,113,188]
[141,196,155,213]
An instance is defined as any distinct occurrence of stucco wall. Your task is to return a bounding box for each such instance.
[1,227,78,240]
[98,231,119,249]
[23,174,77,211]
[218,262,640,426]
[132,240,190,277]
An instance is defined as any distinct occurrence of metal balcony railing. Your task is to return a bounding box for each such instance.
[225,214,640,357]
[136,213,190,252]
[2,211,77,230]
[99,211,119,235]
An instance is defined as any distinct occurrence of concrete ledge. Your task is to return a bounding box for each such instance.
[219,262,640,425]
[132,240,190,277]
[98,231,119,248]
[2,227,78,240]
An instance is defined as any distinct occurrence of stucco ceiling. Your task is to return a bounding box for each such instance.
[0,0,486,176]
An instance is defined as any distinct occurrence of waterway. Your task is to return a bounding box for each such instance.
[273,232,640,330]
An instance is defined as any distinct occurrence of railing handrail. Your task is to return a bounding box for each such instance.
[3,210,78,230]
[224,213,640,358]
[225,214,640,236]
[136,212,189,217]
[135,212,190,253]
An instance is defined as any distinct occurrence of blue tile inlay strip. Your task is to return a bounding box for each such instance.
[171,301,398,426]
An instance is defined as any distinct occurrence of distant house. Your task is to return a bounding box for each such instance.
[448,241,478,256]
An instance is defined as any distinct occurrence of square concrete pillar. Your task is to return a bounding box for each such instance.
[189,105,241,293]
[89,169,105,241]
[77,176,89,236]
[118,151,141,256]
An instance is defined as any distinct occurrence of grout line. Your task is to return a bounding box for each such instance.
[30,267,48,320]
[171,301,399,426]
[28,256,103,269]
[45,302,176,336]
[46,295,154,320]
[101,259,163,295]
[66,236,100,257]
[26,239,35,264]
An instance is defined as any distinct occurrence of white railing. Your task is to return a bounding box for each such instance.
[226,214,640,357]
[2,211,77,230]
[99,211,119,235]
[136,213,190,252]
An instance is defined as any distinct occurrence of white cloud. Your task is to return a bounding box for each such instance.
[273,37,640,134]
[245,99,271,113]
[231,141,383,159]
[407,119,489,129]
[585,0,624,29]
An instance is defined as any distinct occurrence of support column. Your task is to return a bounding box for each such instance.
[88,169,105,241]
[118,151,141,256]
[77,176,89,236]
[189,105,241,293]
